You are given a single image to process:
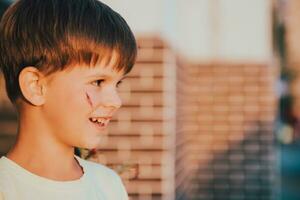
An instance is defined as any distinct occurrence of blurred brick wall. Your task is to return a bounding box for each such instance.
[175,58,197,200]
[176,61,278,200]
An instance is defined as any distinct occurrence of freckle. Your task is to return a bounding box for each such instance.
[86,92,93,107]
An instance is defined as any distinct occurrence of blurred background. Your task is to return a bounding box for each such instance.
[1,0,300,199]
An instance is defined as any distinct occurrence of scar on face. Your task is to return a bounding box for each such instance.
[85,92,93,107]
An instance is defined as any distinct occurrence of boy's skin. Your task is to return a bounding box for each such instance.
[6,52,125,181]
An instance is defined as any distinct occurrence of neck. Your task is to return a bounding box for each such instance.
[6,106,83,181]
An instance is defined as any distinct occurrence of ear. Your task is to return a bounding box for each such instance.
[19,67,46,106]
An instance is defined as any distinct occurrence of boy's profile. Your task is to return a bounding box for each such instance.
[0,0,137,199]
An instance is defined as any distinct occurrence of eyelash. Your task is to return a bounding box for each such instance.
[92,79,123,87]
[117,80,123,87]
[92,79,105,87]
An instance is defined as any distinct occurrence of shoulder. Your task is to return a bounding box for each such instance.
[0,157,17,199]
[0,157,13,186]
[76,156,119,180]
[76,156,128,199]
[0,167,9,189]
[0,170,9,199]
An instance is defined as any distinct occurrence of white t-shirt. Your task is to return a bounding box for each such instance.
[0,155,128,200]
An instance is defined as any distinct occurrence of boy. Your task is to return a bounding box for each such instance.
[0,0,137,199]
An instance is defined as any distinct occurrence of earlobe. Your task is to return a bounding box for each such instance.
[19,67,46,106]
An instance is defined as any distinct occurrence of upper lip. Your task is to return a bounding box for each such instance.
[89,116,112,120]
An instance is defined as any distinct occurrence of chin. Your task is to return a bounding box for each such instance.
[82,138,101,150]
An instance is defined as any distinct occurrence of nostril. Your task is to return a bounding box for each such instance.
[89,118,95,122]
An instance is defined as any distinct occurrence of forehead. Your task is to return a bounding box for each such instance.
[69,49,125,75]
[82,64,125,78]
[79,49,125,70]
[67,63,125,79]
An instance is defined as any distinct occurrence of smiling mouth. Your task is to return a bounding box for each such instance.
[89,117,111,128]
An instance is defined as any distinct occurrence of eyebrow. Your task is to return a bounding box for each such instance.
[87,73,127,81]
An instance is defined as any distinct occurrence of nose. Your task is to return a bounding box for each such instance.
[100,88,122,110]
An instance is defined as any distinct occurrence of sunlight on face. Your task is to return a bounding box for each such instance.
[42,53,127,149]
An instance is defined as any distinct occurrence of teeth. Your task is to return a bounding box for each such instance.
[90,117,108,125]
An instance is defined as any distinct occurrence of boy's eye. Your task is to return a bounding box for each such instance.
[116,80,123,87]
[92,79,105,87]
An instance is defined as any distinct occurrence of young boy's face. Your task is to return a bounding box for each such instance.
[41,57,125,149]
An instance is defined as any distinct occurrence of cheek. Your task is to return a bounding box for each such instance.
[85,89,100,108]
[58,88,89,113]
[86,92,93,107]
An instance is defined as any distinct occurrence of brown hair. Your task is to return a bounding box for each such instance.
[0,0,137,103]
